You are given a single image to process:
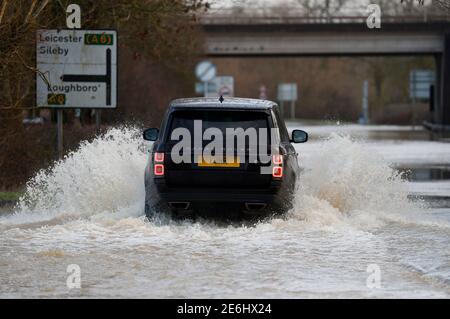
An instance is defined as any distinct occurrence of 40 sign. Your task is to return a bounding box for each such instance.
[36,29,117,108]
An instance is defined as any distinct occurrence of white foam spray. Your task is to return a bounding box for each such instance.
[0,128,444,231]
[290,133,445,229]
[2,127,147,226]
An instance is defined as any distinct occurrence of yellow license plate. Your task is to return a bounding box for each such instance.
[197,155,240,167]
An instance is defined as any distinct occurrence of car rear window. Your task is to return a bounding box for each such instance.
[168,110,269,139]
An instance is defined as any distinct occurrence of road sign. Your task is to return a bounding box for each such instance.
[277,83,298,119]
[195,82,204,94]
[204,76,234,97]
[36,29,117,108]
[277,83,297,101]
[216,76,234,97]
[409,70,435,100]
[259,85,267,100]
[195,61,216,82]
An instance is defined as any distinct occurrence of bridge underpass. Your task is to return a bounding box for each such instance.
[201,17,450,130]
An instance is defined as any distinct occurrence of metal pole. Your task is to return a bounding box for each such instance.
[362,80,369,125]
[204,81,208,97]
[57,109,63,159]
[411,73,416,130]
[95,109,101,134]
[290,100,295,119]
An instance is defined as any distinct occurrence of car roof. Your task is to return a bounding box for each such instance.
[169,97,277,110]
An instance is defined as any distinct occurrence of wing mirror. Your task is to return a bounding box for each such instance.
[291,129,308,143]
[143,128,159,141]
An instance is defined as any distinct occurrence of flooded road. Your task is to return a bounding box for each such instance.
[1,124,449,298]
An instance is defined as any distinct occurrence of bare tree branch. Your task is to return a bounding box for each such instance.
[24,0,38,24]
[0,0,7,24]
[434,0,450,10]
[32,0,50,19]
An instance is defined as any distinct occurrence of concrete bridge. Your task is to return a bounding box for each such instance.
[200,15,450,129]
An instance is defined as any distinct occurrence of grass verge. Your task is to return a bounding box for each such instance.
[0,191,23,202]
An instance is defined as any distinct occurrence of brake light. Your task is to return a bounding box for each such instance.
[272,153,283,179]
[154,164,164,176]
[154,152,164,162]
[153,152,165,176]
[272,154,283,165]
[272,166,283,178]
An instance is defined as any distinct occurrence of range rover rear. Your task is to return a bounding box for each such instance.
[143,97,307,218]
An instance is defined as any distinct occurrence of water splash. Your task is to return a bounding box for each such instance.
[290,133,444,229]
[2,127,147,226]
[0,129,442,230]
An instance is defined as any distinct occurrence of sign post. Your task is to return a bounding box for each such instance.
[36,29,117,158]
[360,79,369,125]
[195,61,216,97]
[203,76,234,98]
[216,76,234,97]
[57,109,63,159]
[259,85,267,100]
[95,110,101,134]
[409,70,435,129]
[277,83,298,119]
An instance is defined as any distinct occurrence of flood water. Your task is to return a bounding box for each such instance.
[0,124,449,298]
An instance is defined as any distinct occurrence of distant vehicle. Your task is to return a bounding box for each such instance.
[143,97,308,218]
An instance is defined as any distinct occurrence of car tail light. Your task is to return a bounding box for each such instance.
[153,152,165,176]
[272,153,283,179]
[272,166,283,178]
[154,152,164,162]
[154,164,164,176]
[272,154,283,165]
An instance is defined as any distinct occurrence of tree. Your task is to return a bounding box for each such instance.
[0,0,209,111]
[0,0,209,189]
[296,0,349,20]
[434,0,450,11]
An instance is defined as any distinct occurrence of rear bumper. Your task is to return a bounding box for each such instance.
[154,179,282,204]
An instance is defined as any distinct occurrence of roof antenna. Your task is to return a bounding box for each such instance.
[219,95,224,103]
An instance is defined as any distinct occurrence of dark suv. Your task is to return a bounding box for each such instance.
[143,97,308,218]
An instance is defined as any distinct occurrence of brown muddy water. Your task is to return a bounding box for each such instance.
[0,124,449,298]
